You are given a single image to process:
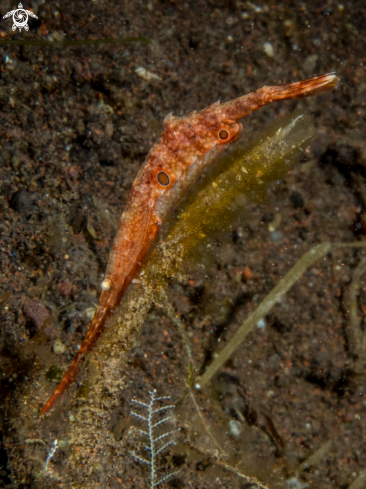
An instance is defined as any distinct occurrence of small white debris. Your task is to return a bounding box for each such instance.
[105,121,114,139]
[270,230,283,242]
[44,440,58,472]
[47,31,65,42]
[58,440,70,450]
[4,56,15,70]
[86,222,98,239]
[256,318,266,329]
[100,278,112,290]
[83,307,95,321]
[263,42,274,57]
[53,339,66,355]
[286,475,309,489]
[229,420,242,436]
[268,213,282,232]
[247,2,262,12]
[135,67,162,82]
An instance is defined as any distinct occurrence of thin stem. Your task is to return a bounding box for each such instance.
[188,388,224,454]
[148,391,156,489]
[160,301,196,388]
[197,241,366,387]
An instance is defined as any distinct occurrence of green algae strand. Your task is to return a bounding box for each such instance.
[163,110,316,259]
[80,110,316,403]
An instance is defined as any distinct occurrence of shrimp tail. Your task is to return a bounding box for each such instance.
[40,325,99,414]
[269,72,339,102]
[41,290,116,415]
[40,355,81,415]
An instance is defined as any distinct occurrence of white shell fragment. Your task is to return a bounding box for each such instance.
[229,420,242,436]
[100,278,112,290]
[135,67,162,82]
[263,42,274,57]
[53,339,66,355]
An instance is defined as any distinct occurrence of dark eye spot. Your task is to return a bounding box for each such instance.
[218,129,230,141]
[157,171,170,187]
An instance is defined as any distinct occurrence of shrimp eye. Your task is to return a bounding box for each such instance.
[157,171,170,187]
[218,129,230,141]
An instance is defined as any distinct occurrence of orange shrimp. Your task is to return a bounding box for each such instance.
[41,73,338,414]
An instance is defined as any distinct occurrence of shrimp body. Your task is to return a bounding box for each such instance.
[41,73,338,414]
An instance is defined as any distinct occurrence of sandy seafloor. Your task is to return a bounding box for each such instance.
[1,0,366,488]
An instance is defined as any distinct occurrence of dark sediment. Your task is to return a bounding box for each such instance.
[1,1,366,488]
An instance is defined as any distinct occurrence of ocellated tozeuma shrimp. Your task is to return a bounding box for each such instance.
[41,73,338,414]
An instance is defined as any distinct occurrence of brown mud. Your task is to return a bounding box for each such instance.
[0,1,366,488]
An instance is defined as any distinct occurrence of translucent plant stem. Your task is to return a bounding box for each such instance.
[157,300,196,388]
[344,256,366,358]
[347,469,366,489]
[297,440,333,471]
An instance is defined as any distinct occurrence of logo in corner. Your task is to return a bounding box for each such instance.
[3,3,38,32]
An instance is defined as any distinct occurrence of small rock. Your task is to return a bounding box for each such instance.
[286,476,309,489]
[243,265,253,281]
[47,31,65,42]
[9,189,36,220]
[270,230,283,242]
[229,420,242,436]
[135,67,162,82]
[83,307,96,321]
[55,281,72,297]
[53,339,66,355]
[268,213,282,232]
[67,165,80,181]
[86,222,98,239]
[263,42,274,57]
[256,318,266,329]
[58,440,70,450]
[23,299,50,334]
[105,121,114,139]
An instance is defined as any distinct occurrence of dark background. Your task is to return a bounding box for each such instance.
[0,1,365,488]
